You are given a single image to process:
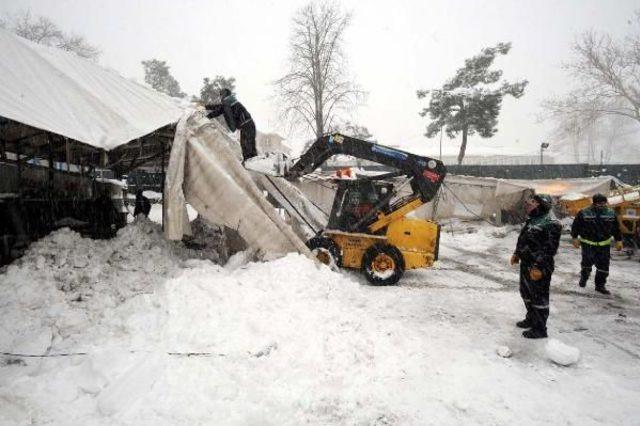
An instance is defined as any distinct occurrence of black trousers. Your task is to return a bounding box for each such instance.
[580,244,610,288]
[239,121,257,161]
[519,263,551,332]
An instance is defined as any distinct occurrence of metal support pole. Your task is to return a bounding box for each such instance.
[0,119,6,160]
[47,134,54,192]
[540,142,549,166]
[439,126,443,161]
[47,134,55,226]
[16,139,23,194]
[65,138,71,171]
[161,139,166,231]
[16,139,25,234]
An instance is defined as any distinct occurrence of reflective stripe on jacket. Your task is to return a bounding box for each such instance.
[580,237,613,246]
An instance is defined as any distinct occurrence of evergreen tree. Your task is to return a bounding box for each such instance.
[141,59,185,98]
[417,43,527,164]
[199,75,236,104]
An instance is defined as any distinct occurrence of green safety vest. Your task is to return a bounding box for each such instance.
[580,237,613,246]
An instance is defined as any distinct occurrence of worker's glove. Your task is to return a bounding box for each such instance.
[615,241,623,251]
[572,238,581,249]
[528,267,544,281]
[510,254,520,265]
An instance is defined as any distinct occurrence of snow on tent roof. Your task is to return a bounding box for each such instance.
[0,28,184,151]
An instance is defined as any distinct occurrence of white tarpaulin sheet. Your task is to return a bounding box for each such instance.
[164,112,310,258]
[413,175,519,221]
[256,175,328,239]
[494,176,618,198]
[416,175,619,221]
[0,29,183,150]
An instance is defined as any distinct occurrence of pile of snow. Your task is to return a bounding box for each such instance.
[496,345,513,358]
[2,219,639,424]
[0,228,392,423]
[0,219,190,355]
[545,339,581,366]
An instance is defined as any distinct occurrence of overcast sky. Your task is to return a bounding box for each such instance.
[2,0,638,158]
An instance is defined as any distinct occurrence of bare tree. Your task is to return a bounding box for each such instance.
[541,94,599,162]
[275,2,364,140]
[543,97,638,163]
[566,28,640,123]
[4,11,100,60]
[543,14,640,123]
[599,114,636,163]
[541,13,640,162]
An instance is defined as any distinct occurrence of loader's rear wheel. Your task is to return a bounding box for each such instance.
[306,237,342,269]
[362,244,404,286]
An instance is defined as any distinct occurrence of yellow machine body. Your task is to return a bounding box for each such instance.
[325,216,440,270]
[385,217,440,269]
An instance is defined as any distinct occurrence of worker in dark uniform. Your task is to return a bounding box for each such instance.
[205,88,257,162]
[93,191,121,238]
[571,193,623,295]
[510,194,562,339]
[133,189,151,218]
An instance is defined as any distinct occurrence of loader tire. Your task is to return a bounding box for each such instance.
[307,237,342,268]
[362,244,404,286]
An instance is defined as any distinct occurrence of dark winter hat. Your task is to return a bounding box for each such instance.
[533,193,553,209]
[219,88,232,98]
[592,193,608,204]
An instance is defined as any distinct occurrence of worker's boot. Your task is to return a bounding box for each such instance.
[516,318,532,329]
[579,267,590,288]
[595,286,611,295]
[522,328,547,339]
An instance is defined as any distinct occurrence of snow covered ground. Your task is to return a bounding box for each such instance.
[1,219,639,424]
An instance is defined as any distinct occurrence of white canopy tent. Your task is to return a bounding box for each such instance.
[0,28,183,151]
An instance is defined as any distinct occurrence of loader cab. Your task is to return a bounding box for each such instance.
[327,179,394,232]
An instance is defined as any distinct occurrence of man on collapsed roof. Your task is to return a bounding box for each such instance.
[205,88,257,162]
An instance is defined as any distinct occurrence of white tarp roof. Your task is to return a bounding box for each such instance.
[0,29,183,150]
[494,176,619,197]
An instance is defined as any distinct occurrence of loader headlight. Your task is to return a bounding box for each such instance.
[427,160,437,169]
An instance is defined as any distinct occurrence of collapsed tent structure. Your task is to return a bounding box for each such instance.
[416,175,622,223]
[163,112,310,258]
[291,171,622,225]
